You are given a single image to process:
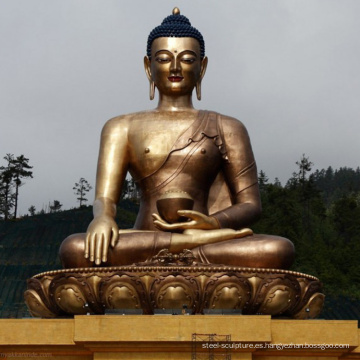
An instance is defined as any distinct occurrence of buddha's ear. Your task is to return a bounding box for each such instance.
[144,56,155,100]
[144,56,152,81]
[196,57,208,101]
[199,56,208,81]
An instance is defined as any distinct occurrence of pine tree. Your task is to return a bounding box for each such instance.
[0,154,33,219]
[28,205,36,216]
[73,178,92,207]
[258,170,269,193]
[11,155,33,218]
[49,200,62,213]
[0,154,15,220]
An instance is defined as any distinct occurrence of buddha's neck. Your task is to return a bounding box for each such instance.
[156,93,195,112]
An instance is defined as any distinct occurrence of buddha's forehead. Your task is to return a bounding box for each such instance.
[151,37,201,56]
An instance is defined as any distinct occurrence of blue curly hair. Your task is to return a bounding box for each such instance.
[147,9,205,59]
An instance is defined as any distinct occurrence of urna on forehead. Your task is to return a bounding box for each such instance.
[150,37,201,58]
[147,7,205,59]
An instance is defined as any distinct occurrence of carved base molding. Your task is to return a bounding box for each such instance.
[25,265,324,319]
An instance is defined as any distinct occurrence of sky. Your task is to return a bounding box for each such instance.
[1,0,359,217]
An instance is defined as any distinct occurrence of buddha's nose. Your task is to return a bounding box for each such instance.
[170,57,181,74]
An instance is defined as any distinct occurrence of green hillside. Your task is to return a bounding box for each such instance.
[0,200,137,318]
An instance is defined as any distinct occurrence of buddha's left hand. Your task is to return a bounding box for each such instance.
[152,210,220,231]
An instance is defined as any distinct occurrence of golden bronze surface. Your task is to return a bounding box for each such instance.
[26,8,324,318]
[58,31,295,269]
[25,265,324,319]
[156,190,194,223]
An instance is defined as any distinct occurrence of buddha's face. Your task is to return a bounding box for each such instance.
[145,37,207,97]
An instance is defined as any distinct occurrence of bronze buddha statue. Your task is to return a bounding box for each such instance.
[26,8,324,320]
[59,8,295,270]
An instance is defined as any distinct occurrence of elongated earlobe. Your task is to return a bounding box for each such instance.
[196,82,202,101]
[144,56,155,100]
[196,56,207,101]
[149,80,155,100]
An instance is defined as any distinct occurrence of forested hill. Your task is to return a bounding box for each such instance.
[0,200,138,318]
[0,161,359,320]
[312,166,360,206]
[254,162,360,300]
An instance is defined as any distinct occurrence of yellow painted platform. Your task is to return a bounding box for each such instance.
[0,316,359,359]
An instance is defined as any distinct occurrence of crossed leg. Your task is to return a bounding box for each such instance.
[59,228,294,269]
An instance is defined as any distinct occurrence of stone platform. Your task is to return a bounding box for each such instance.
[25,265,324,319]
[0,316,359,359]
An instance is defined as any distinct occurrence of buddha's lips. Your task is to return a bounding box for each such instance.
[168,76,184,82]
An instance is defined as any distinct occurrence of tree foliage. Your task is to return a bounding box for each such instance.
[121,177,140,204]
[11,155,33,218]
[28,205,36,216]
[0,154,33,220]
[49,200,63,213]
[73,178,92,207]
[253,155,360,298]
[0,158,15,220]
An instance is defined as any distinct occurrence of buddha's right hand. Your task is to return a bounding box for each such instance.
[85,216,119,265]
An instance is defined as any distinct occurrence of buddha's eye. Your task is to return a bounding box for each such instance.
[181,57,196,64]
[155,56,171,64]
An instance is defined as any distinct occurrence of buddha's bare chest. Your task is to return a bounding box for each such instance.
[127,120,190,172]
[132,126,184,155]
[127,117,220,180]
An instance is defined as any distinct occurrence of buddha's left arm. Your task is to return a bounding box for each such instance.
[211,116,262,229]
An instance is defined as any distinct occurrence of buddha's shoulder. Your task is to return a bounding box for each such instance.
[209,111,248,133]
[102,110,154,129]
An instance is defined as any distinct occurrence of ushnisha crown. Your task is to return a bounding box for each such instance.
[147,7,205,59]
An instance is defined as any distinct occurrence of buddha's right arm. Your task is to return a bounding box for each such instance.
[85,116,130,264]
[85,199,119,264]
